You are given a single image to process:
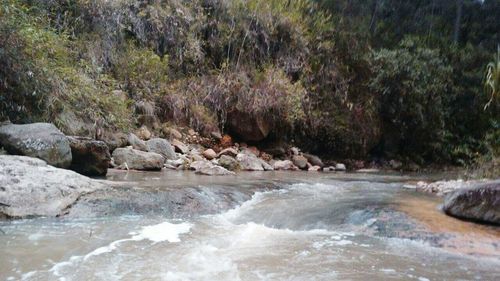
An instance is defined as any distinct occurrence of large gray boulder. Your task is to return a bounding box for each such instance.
[0,155,102,218]
[443,181,500,225]
[112,148,164,170]
[146,138,177,160]
[303,153,324,167]
[236,153,273,171]
[0,123,72,168]
[67,136,110,176]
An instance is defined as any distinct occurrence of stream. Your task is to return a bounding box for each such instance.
[1,171,499,280]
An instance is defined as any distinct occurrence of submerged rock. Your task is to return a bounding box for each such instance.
[443,181,500,225]
[0,122,72,168]
[146,138,177,160]
[0,155,102,218]
[112,148,164,170]
[68,136,110,176]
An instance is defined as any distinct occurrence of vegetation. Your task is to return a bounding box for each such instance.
[0,0,498,173]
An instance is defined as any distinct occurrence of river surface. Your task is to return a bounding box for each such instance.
[1,170,499,280]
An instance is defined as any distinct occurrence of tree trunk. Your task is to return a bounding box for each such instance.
[453,0,463,43]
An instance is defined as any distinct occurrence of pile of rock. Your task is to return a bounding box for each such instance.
[0,121,346,176]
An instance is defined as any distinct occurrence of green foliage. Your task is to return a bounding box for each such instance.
[370,39,453,161]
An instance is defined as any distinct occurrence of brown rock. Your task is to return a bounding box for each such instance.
[202,149,217,160]
[136,126,152,140]
[217,147,239,158]
[303,153,324,167]
[172,139,190,154]
[227,111,271,142]
[67,136,110,176]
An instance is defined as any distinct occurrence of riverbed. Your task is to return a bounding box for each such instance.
[1,170,499,280]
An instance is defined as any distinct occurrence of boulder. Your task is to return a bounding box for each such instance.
[217,147,239,158]
[202,149,217,160]
[273,160,297,171]
[335,163,347,171]
[218,155,240,171]
[303,153,324,167]
[290,147,300,156]
[67,136,110,176]
[292,155,308,170]
[103,132,128,152]
[172,139,190,154]
[112,148,164,170]
[227,111,271,142]
[146,138,177,160]
[443,181,500,225]
[136,125,152,140]
[0,122,72,168]
[0,155,102,218]
[236,153,264,171]
[127,133,148,151]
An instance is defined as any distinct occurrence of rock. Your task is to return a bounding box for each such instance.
[308,165,321,171]
[202,149,217,160]
[197,164,235,176]
[127,133,148,151]
[0,155,102,218]
[103,132,128,152]
[217,147,239,158]
[112,148,164,170]
[188,129,196,136]
[303,153,324,167]
[260,160,274,171]
[236,153,264,171]
[290,147,300,156]
[136,125,152,140]
[172,139,190,154]
[292,155,308,170]
[260,152,272,162]
[273,160,297,171]
[218,155,240,171]
[323,166,336,172]
[189,160,235,176]
[227,111,271,142]
[146,138,177,160]
[161,125,183,140]
[211,131,222,140]
[247,146,260,157]
[263,142,287,157]
[389,159,403,170]
[443,181,500,225]
[335,163,347,171]
[67,136,110,176]
[0,122,72,168]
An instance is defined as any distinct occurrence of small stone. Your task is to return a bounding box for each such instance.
[335,163,347,171]
[211,131,222,140]
[292,155,308,170]
[136,126,152,140]
[202,149,217,160]
[217,147,239,158]
[308,165,321,171]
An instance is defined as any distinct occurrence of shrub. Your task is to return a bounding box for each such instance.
[369,38,453,162]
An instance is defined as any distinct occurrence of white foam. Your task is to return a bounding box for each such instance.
[132,221,193,243]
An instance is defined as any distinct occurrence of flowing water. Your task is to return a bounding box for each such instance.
[1,171,499,280]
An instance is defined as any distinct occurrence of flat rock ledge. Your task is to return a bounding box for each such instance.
[0,155,104,218]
